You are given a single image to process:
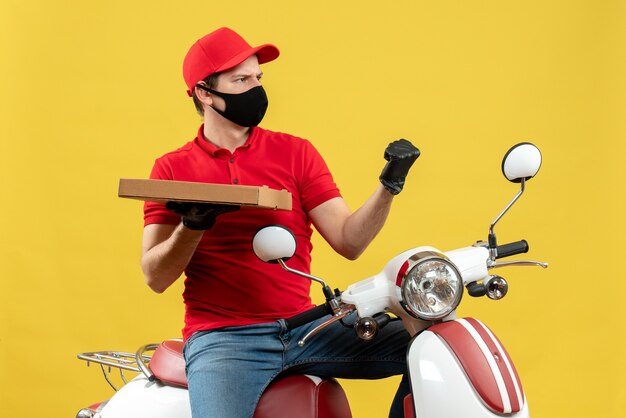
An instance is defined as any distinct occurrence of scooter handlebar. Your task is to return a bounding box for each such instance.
[496,240,529,259]
[284,303,333,330]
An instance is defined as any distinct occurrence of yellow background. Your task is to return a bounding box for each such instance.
[1,1,624,417]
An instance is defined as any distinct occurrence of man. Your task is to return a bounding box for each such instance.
[141,27,420,418]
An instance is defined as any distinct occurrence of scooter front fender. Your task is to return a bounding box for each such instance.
[406,317,529,418]
[99,375,191,418]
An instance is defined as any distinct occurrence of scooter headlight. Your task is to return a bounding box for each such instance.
[399,252,463,320]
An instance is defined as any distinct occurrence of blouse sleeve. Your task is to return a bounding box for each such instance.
[298,140,342,213]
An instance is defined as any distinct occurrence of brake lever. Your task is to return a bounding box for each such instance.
[298,304,355,347]
[489,260,549,269]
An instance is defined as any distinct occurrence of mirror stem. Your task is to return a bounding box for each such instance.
[489,178,526,239]
[277,259,338,307]
[488,178,526,260]
[277,259,329,288]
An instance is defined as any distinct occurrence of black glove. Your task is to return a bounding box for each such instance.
[379,139,420,195]
[165,201,240,230]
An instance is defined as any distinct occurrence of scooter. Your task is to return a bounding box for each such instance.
[77,142,547,418]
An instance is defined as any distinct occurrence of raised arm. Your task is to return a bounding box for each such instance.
[308,139,419,260]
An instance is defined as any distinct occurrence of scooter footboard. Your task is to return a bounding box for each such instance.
[406,317,528,418]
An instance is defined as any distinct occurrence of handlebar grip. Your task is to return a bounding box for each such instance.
[284,304,333,330]
[496,240,529,259]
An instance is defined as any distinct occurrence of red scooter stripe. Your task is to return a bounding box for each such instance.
[430,320,505,413]
[469,318,525,411]
[465,318,522,412]
[396,260,410,287]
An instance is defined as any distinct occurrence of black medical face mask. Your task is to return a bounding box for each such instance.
[197,84,268,127]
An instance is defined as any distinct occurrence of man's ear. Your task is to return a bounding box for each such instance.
[195,83,214,107]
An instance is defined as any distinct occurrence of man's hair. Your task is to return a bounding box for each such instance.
[192,73,221,116]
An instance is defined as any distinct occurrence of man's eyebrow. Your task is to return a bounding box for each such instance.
[229,71,264,79]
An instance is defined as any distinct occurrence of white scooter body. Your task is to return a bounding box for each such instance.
[96,375,191,418]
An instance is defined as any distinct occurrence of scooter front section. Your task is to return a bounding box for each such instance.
[406,317,529,418]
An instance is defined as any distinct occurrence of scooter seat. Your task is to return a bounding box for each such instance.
[149,339,187,387]
[254,375,352,418]
[149,340,352,418]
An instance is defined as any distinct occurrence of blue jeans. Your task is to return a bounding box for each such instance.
[183,313,411,418]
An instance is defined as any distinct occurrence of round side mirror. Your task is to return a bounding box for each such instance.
[252,226,296,263]
[501,142,542,183]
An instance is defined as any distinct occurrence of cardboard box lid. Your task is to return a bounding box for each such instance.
[118,179,292,211]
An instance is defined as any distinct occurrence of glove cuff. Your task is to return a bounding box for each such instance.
[379,177,403,195]
[182,216,215,231]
